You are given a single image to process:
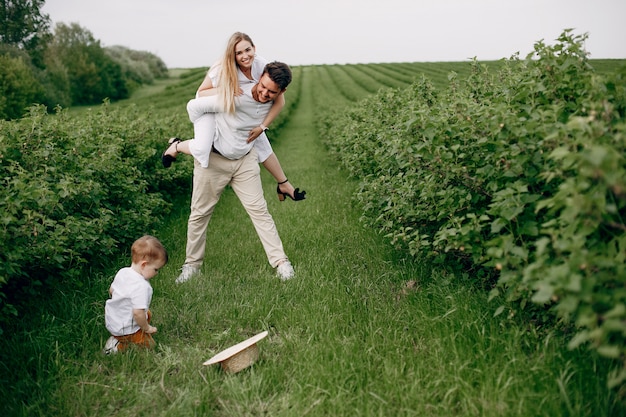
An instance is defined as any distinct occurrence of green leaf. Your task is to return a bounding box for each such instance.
[603,304,626,319]
[531,283,553,304]
[596,344,621,359]
[567,330,589,350]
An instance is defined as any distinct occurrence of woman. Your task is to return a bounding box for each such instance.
[162,32,305,201]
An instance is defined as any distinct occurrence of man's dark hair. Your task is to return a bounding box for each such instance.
[264,62,292,90]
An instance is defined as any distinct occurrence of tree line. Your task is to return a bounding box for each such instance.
[0,0,168,120]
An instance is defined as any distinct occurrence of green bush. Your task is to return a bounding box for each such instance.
[0,102,192,331]
[320,30,626,391]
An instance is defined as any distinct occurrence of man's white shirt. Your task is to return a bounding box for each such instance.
[213,83,273,160]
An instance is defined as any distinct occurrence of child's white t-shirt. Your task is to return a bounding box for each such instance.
[105,267,153,336]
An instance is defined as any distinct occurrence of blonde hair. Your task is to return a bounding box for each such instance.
[131,235,168,265]
[218,32,255,114]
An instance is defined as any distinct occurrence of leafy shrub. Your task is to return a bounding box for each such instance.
[0,101,192,331]
[319,30,626,391]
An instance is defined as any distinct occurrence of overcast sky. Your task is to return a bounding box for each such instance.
[42,0,625,69]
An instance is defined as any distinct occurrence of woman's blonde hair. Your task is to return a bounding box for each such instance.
[218,32,255,114]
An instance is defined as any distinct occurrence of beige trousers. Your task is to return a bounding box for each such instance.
[184,148,288,269]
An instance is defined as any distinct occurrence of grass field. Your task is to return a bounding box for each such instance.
[1,59,625,416]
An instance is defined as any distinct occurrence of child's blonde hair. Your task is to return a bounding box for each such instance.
[131,235,168,264]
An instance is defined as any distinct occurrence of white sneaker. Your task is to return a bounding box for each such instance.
[175,264,200,284]
[103,336,119,355]
[276,261,295,281]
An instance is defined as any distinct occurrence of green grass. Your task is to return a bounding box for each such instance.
[1,60,625,416]
[124,68,192,100]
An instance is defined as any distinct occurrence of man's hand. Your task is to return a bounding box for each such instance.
[247,126,263,143]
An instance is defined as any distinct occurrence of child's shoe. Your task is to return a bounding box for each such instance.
[103,336,119,355]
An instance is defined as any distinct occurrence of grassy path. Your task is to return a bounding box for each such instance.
[3,67,621,416]
[149,68,615,415]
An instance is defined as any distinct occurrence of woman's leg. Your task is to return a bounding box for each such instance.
[254,132,274,163]
[187,114,216,167]
[262,153,294,196]
[253,133,292,197]
[163,96,221,168]
[254,133,305,201]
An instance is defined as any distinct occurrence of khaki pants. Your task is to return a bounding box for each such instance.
[184,148,287,268]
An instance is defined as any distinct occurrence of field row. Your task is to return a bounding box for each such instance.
[127,59,624,122]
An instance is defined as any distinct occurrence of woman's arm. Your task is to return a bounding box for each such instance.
[197,73,217,97]
[247,92,285,143]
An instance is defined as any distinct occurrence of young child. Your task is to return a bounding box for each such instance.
[103,235,168,354]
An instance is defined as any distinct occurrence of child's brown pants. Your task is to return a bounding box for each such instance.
[114,310,155,351]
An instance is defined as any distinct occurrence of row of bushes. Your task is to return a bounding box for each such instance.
[319,31,626,390]
[0,100,192,331]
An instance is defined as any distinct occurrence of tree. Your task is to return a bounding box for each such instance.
[0,0,50,67]
[46,23,128,105]
[38,51,71,109]
[0,53,43,119]
[105,45,168,93]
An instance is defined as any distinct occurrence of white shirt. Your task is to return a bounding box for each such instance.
[213,83,273,160]
[105,267,153,336]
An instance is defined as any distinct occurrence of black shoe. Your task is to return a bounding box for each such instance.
[162,138,181,168]
[277,181,306,201]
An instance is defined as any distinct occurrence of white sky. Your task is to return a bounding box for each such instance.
[42,0,626,69]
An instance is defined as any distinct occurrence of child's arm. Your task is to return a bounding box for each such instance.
[133,308,157,334]
[247,93,285,143]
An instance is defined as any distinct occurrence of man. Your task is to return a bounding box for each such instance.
[176,62,295,283]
